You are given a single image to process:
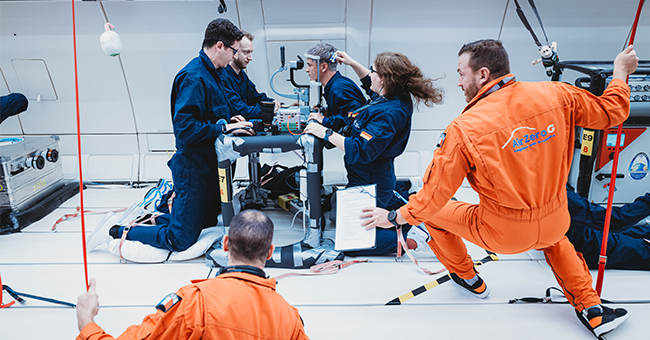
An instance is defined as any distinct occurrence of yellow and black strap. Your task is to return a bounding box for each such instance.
[386,251,498,306]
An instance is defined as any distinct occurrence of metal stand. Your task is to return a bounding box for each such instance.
[216,134,323,244]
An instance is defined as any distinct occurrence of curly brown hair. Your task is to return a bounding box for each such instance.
[374,52,444,107]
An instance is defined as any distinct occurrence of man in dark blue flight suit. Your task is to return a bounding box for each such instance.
[566,186,650,270]
[220,31,279,119]
[304,43,366,135]
[110,18,253,252]
[0,93,28,125]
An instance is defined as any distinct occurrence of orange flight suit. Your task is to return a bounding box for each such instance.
[400,74,630,311]
[77,272,309,340]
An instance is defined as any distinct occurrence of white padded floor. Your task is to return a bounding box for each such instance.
[1,185,648,340]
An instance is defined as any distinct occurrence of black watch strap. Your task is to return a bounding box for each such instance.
[324,128,334,142]
[387,210,400,227]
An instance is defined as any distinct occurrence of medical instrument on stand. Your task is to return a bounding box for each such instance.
[269,46,322,133]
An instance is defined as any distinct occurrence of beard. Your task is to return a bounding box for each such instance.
[464,80,480,103]
[233,57,248,70]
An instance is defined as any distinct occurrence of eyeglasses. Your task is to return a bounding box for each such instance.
[369,65,376,74]
[225,44,238,55]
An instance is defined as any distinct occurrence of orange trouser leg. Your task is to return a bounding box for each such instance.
[543,236,601,312]
[424,200,485,280]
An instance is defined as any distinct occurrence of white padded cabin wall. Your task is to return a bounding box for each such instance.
[0,1,241,183]
[0,67,22,134]
[2,0,649,185]
[104,1,242,183]
[103,1,242,182]
[0,1,139,182]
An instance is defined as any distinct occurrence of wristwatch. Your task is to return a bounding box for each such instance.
[387,210,400,227]
[324,128,334,142]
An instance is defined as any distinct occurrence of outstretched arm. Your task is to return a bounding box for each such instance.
[335,51,371,80]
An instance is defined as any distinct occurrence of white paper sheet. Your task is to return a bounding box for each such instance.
[335,184,377,251]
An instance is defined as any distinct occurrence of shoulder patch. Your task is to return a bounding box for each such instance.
[436,133,446,148]
[155,293,182,313]
[360,131,373,141]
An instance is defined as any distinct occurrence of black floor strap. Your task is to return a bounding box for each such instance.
[2,284,76,308]
[510,286,650,305]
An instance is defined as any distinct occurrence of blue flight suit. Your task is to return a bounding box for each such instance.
[343,76,413,256]
[321,71,366,133]
[0,93,28,124]
[123,50,230,252]
[220,64,274,119]
[566,186,650,270]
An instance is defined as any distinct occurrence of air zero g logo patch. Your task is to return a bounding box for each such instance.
[501,124,556,153]
[629,152,649,181]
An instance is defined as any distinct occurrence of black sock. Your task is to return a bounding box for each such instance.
[109,225,120,239]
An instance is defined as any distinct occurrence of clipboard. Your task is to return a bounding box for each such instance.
[334,184,377,251]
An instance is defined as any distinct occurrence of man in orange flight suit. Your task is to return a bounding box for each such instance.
[362,40,638,338]
[76,210,309,340]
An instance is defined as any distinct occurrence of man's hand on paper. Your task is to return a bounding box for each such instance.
[360,207,392,229]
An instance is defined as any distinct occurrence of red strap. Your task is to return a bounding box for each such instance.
[0,274,16,308]
[595,0,645,296]
[118,226,131,262]
[118,213,161,262]
[51,207,127,232]
[167,192,176,214]
[259,163,278,186]
[274,259,369,280]
[396,226,446,276]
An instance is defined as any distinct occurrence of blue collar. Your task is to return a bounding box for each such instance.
[199,49,221,76]
[324,71,342,93]
[464,75,516,112]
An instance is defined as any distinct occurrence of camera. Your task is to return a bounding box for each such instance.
[251,119,269,133]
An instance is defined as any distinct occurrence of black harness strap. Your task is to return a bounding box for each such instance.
[2,284,76,308]
[527,0,549,44]
[510,286,650,305]
[513,0,542,47]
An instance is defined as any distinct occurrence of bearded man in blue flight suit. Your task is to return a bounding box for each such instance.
[220,31,280,119]
[110,18,254,252]
[304,43,366,135]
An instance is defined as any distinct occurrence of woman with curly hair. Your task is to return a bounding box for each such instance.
[305,51,443,255]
